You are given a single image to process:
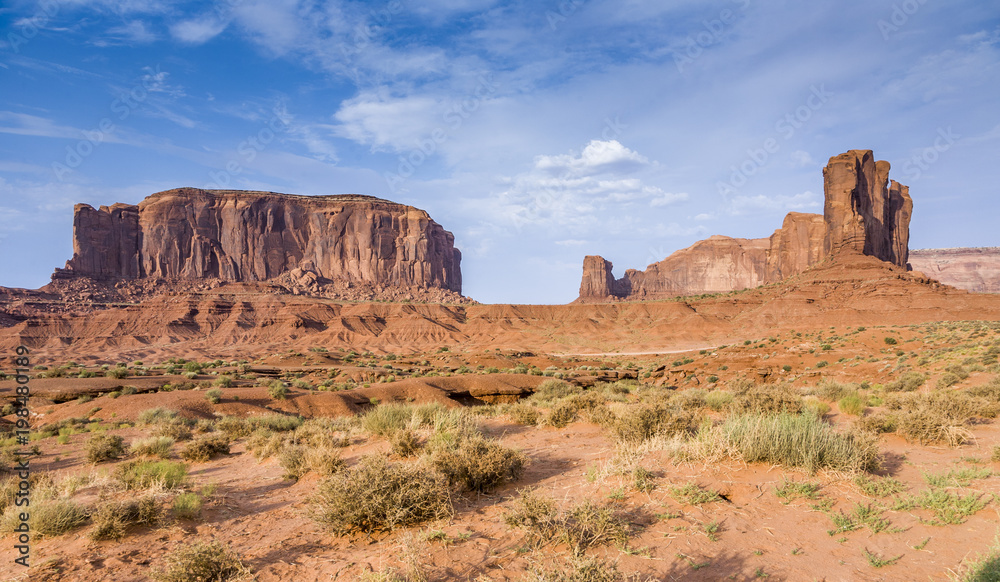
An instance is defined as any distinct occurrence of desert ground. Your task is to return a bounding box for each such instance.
[3,267,1000,581]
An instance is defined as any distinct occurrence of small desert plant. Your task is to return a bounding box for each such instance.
[705,390,734,412]
[428,434,526,493]
[131,436,175,459]
[181,434,231,462]
[503,489,632,557]
[950,537,1000,582]
[205,388,223,404]
[152,540,252,582]
[838,393,867,416]
[854,474,907,497]
[528,379,583,406]
[728,381,803,415]
[774,479,821,503]
[172,492,203,519]
[114,460,187,490]
[669,482,721,505]
[545,400,580,428]
[87,433,127,464]
[106,367,128,379]
[309,455,452,534]
[363,403,417,436]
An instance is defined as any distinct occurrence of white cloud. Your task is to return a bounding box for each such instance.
[103,20,157,44]
[535,140,651,177]
[170,16,228,44]
[650,190,690,207]
[333,91,441,152]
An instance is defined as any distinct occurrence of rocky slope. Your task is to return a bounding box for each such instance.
[578,149,911,301]
[52,188,463,295]
[909,248,1000,293]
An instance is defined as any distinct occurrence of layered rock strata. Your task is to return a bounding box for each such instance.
[53,188,463,294]
[908,248,1000,294]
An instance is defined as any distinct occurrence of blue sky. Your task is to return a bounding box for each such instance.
[0,0,998,303]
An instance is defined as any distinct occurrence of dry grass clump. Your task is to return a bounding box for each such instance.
[428,434,525,493]
[180,434,231,462]
[728,381,803,415]
[610,403,698,444]
[0,498,88,538]
[130,436,174,459]
[152,540,253,582]
[278,444,345,480]
[114,460,188,490]
[527,557,644,582]
[86,433,127,463]
[720,413,880,473]
[90,496,162,541]
[309,455,451,534]
[838,392,867,416]
[390,429,422,457]
[505,402,540,426]
[704,390,734,412]
[504,488,632,556]
[545,400,580,428]
[216,414,303,439]
[884,391,993,446]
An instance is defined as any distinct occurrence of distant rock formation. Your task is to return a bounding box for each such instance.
[53,188,463,294]
[823,150,912,267]
[577,149,913,301]
[909,248,1000,294]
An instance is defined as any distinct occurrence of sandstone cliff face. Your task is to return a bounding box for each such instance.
[823,150,912,267]
[55,189,462,294]
[908,248,1000,293]
[766,212,826,282]
[578,149,913,302]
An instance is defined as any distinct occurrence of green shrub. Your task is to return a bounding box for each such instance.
[106,367,128,379]
[938,373,963,389]
[721,413,880,473]
[545,400,580,428]
[884,337,898,345]
[114,460,187,490]
[131,436,174,459]
[205,388,223,404]
[181,434,230,462]
[152,540,252,582]
[87,433,127,464]
[528,380,582,406]
[267,380,288,400]
[138,408,182,425]
[884,372,925,392]
[213,376,233,388]
[429,435,525,493]
[309,455,451,534]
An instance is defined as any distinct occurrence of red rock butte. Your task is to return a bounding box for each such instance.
[578,149,916,301]
[52,188,463,294]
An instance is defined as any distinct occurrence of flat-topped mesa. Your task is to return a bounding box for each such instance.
[53,188,463,294]
[823,149,912,267]
[577,149,913,302]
